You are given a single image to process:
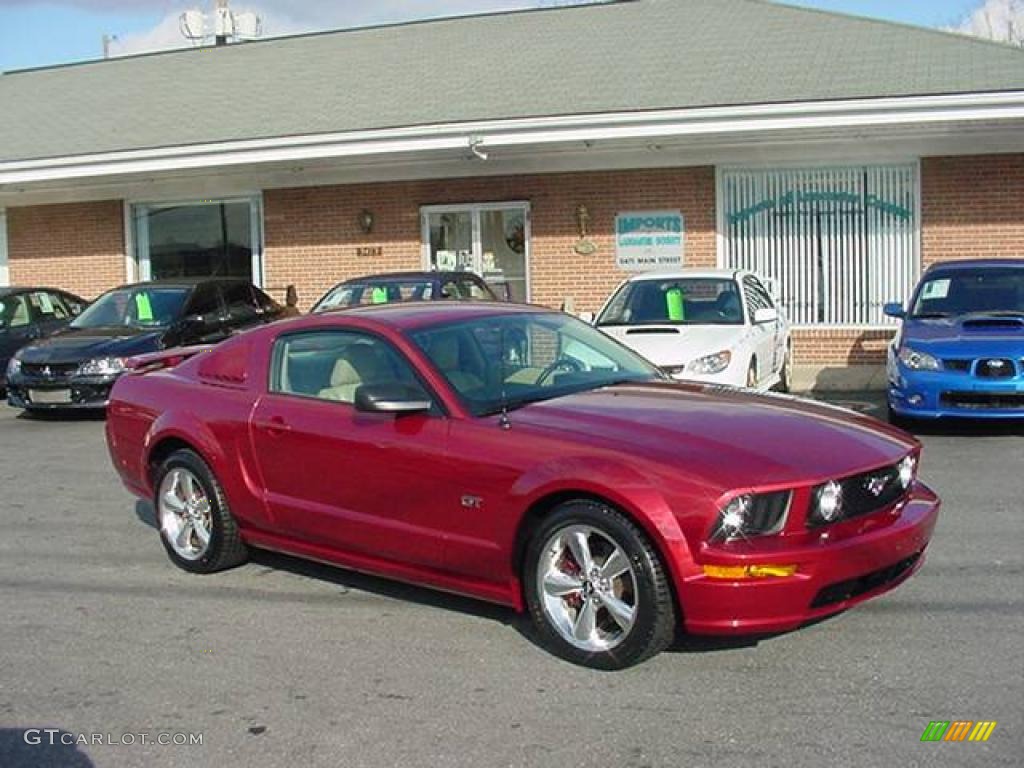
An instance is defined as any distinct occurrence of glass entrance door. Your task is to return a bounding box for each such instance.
[422,203,530,302]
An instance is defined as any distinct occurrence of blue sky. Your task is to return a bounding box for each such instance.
[0,1,992,73]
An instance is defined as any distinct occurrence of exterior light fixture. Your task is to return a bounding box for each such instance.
[358,209,374,234]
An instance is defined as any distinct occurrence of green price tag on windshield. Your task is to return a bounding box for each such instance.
[666,288,685,321]
[371,286,389,304]
[135,293,154,321]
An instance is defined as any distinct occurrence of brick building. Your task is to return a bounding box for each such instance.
[2,0,1023,386]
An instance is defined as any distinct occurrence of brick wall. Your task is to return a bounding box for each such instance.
[922,154,1024,267]
[263,167,717,311]
[8,201,125,299]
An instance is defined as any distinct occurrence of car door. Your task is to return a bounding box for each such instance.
[747,276,785,374]
[0,294,37,373]
[741,276,778,384]
[249,328,453,568]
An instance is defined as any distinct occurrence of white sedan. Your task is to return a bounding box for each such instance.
[592,269,792,391]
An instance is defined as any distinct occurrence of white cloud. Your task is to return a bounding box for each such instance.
[952,0,1024,44]
[106,0,596,57]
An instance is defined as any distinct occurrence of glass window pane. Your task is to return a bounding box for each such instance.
[480,209,527,302]
[427,212,473,272]
[142,202,253,281]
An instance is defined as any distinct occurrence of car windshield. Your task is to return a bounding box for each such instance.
[596,278,744,326]
[71,286,191,330]
[910,268,1024,318]
[410,312,662,417]
[315,276,496,312]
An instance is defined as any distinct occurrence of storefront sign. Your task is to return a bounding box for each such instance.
[614,211,685,271]
[728,189,912,224]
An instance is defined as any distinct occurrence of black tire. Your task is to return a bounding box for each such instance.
[746,359,758,389]
[153,449,248,573]
[777,345,792,393]
[523,500,676,670]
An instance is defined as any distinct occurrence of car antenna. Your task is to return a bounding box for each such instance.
[498,325,512,430]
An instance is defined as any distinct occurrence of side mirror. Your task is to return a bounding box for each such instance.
[578,311,595,324]
[354,384,432,415]
[883,302,906,319]
[753,307,779,324]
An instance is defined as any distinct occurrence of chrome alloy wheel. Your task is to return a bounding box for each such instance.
[158,468,213,562]
[536,525,638,652]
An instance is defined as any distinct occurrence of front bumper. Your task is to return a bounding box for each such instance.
[679,483,940,635]
[6,373,118,411]
[888,364,1024,420]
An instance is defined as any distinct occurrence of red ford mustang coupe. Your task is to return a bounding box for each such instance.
[106,302,939,669]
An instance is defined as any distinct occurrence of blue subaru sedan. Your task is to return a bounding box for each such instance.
[885,259,1024,422]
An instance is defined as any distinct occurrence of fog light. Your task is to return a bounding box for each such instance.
[817,480,843,522]
[898,455,916,489]
[908,394,924,406]
[703,564,798,579]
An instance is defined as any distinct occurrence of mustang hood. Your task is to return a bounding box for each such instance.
[17,327,165,366]
[514,382,916,493]
[598,324,744,367]
[900,315,1024,359]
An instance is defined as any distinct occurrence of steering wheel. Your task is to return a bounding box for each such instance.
[537,356,585,385]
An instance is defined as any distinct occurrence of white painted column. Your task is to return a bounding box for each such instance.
[0,209,9,287]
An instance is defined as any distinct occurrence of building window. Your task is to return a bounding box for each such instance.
[421,203,530,302]
[719,165,919,326]
[133,197,263,285]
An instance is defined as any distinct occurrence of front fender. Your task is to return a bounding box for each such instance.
[508,456,699,602]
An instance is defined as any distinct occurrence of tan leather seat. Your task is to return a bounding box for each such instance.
[430,333,484,394]
[318,344,391,402]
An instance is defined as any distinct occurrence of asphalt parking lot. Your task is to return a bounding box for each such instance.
[0,398,1021,768]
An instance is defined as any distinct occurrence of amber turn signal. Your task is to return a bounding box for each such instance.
[702,564,798,579]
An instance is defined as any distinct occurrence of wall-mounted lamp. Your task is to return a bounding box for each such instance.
[574,204,597,255]
[357,208,374,234]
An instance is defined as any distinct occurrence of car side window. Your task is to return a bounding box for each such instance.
[747,277,775,309]
[743,277,773,320]
[0,295,32,329]
[220,283,261,324]
[186,284,223,320]
[270,330,430,406]
[37,291,72,320]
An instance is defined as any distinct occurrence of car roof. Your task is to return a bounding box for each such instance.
[315,300,552,331]
[102,278,256,292]
[338,271,483,283]
[626,269,742,282]
[924,258,1024,273]
[0,286,82,297]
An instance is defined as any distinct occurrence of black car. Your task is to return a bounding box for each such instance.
[1,287,88,392]
[7,278,281,411]
[311,271,505,313]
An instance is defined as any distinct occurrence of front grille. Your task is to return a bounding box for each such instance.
[811,552,922,608]
[942,359,971,373]
[941,391,1024,410]
[975,358,1017,379]
[21,362,78,378]
[808,461,909,528]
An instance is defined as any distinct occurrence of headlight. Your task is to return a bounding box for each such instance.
[688,350,732,375]
[897,346,940,371]
[5,356,21,377]
[712,491,791,541]
[898,455,917,489]
[813,480,844,524]
[75,357,126,376]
